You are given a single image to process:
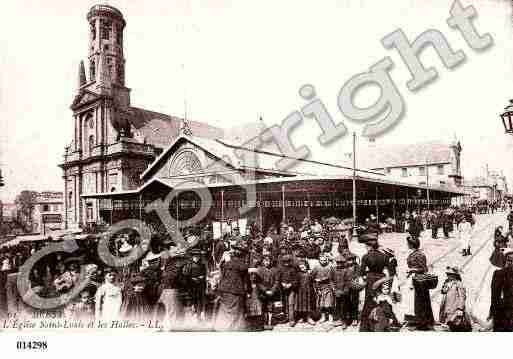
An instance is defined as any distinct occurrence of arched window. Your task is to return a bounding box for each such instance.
[68,192,73,207]
[89,135,94,156]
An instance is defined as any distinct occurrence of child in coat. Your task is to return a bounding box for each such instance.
[333,255,351,328]
[311,254,335,323]
[246,270,264,331]
[369,277,400,332]
[295,260,315,325]
[257,256,278,329]
[439,267,471,332]
[345,253,362,326]
[65,290,94,320]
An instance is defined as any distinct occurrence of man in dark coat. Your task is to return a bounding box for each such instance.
[408,212,423,241]
[441,211,452,239]
[430,211,439,239]
[489,249,513,331]
[367,214,381,235]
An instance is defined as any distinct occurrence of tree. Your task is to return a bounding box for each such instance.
[15,190,38,232]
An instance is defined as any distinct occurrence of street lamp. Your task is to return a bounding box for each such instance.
[500,101,513,134]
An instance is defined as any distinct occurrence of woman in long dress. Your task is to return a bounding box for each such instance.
[122,272,152,321]
[95,269,122,321]
[359,234,390,332]
[405,236,434,330]
[490,226,508,268]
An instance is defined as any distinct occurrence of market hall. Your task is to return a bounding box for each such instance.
[81,134,464,233]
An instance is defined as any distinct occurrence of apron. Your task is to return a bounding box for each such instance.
[398,276,415,321]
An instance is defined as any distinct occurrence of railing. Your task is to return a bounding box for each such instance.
[63,151,81,163]
[107,141,156,156]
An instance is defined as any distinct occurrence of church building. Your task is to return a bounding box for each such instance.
[60,5,232,229]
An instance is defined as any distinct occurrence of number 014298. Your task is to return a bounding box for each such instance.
[16,341,47,350]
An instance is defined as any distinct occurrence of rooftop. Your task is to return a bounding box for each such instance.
[343,140,458,170]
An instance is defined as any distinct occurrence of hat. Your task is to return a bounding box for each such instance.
[372,277,392,292]
[445,266,462,278]
[360,233,378,244]
[63,255,85,265]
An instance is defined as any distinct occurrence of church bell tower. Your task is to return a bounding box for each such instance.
[86,4,129,107]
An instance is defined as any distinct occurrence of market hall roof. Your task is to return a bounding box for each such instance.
[139,134,307,180]
[82,173,465,200]
[138,134,388,181]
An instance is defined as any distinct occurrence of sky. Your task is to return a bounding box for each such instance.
[0,0,512,202]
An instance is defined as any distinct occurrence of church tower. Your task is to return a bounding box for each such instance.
[86,4,130,108]
[62,4,156,230]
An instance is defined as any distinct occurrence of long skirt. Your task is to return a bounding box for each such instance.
[157,289,183,330]
[412,279,434,328]
[295,286,314,313]
[490,248,505,268]
[122,291,152,321]
[246,290,263,317]
[214,292,246,331]
[316,284,334,309]
[360,272,384,332]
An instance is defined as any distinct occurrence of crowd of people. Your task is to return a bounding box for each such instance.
[0,204,510,332]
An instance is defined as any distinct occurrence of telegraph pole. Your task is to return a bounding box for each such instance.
[352,132,357,239]
[426,160,430,210]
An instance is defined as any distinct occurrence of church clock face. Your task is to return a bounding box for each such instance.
[170,151,202,177]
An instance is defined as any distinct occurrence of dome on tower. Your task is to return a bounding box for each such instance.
[87,4,126,27]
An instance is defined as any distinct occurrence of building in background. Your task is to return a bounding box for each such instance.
[32,192,64,234]
[1,202,17,221]
[489,170,509,204]
[349,139,463,188]
[468,176,496,204]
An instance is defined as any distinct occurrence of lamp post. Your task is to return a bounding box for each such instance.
[500,101,513,134]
